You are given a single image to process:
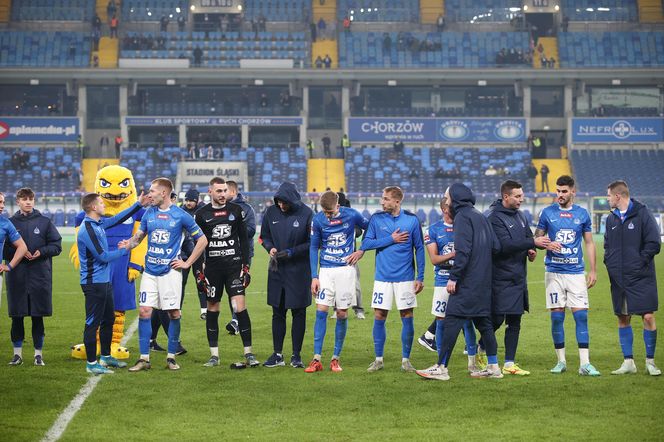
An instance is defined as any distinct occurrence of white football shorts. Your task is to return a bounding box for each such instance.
[545,272,589,309]
[430,286,449,318]
[139,269,183,310]
[316,266,356,309]
[371,280,418,311]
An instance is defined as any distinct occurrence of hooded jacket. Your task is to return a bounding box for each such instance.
[3,209,62,317]
[260,182,313,309]
[604,199,660,315]
[487,199,534,314]
[447,183,498,317]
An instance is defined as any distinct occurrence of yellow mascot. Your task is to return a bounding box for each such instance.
[69,165,147,359]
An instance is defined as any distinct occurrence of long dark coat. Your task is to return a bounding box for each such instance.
[3,210,62,317]
[260,182,313,309]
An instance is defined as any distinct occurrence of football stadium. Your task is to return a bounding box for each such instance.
[1,0,663,440]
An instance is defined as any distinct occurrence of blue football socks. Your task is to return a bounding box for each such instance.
[333,318,348,358]
[138,317,152,355]
[373,319,386,358]
[644,329,657,359]
[401,316,414,359]
[167,317,181,354]
[573,310,589,348]
[551,311,566,349]
[618,326,633,359]
[313,310,328,357]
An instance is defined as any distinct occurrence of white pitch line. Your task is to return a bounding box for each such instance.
[41,317,139,442]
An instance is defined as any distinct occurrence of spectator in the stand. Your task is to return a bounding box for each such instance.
[307,139,315,158]
[178,15,185,32]
[436,14,445,32]
[11,151,20,169]
[323,54,332,69]
[561,15,569,32]
[310,21,317,42]
[114,134,123,158]
[193,46,203,67]
[110,15,119,39]
[527,164,538,181]
[343,16,351,32]
[160,15,169,32]
[382,33,392,52]
[340,134,350,157]
[188,144,197,159]
[107,0,116,20]
[93,13,102,32]
[317,18,326,39]
[206,145,214,160]
[258,14,267,32]
[92,28,101,52]
[69,42,76,59]
[539,164,550,192]
[541,55,549,68]
[549,57,556,68]
[434,167,445,179]
[155,132,164,145]
[409,169,419,179]
[198,144,207,159]
[393,140,404,153]
[485,165,497,176]
[259,93,269,108]
[100,133,109,149]
[322,134,331,158]
[314,56,323,69]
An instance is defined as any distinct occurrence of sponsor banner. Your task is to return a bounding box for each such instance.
[0,117,80,142]
[190,0,244,14]
[571,118,664,143]
[125,116,303,126]
[348,117,526,143]
[176,161,249,191]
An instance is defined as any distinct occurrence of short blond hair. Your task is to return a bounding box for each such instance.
[383,186,404,202]
[152,177,173,193]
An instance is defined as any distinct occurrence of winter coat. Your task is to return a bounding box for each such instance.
[447,183,499,317]
[260,182,313,309]
[487,199,534,315]
[3,210,62,317]
[604,199,660,315]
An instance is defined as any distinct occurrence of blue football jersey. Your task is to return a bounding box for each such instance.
[425,221,454,286]
[537,204,592,274]
[140,205,203,276]
[310,207,369,277]
[0,217,21,251]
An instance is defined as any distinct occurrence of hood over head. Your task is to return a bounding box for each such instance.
[273,182,302,210]
[448,183,475,217]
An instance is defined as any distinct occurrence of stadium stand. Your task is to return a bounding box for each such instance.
[120,31,308,68]
[344,146,534,194]
[339,31,530,68]
[337,0,419,22]
[0,147,81,193]
[122,0,188,21]
[121,146,307,192]
[558,31,664,67]
[243,0,311,21]
[10,0,96,21]
[0,31,91,67]
[561,0,638,21]
[571,149,664,195]
[444,0,523,22]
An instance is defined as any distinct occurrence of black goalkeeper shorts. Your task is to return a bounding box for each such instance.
[205,264,245,303]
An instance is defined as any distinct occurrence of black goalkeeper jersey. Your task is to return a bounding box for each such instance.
[195,202,249,267]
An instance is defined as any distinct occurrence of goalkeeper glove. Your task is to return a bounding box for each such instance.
[195,270,211,297]
[240,265,251,288]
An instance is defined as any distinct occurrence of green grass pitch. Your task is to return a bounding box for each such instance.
[0,237,662,441]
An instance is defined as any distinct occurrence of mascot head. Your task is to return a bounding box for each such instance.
[94,165,138,215]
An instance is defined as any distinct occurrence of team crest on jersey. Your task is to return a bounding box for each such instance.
[293,220,299,228]
[573,218,580,224]
[214,211,227,217]
[157,214,169,220]
[229,213,235,221]
[169,221,176,227]
[560,212,572,218]
[628,222,635,230]
[33,227,40,234]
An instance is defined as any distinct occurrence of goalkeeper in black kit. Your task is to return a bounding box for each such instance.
[195,177,258,368]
